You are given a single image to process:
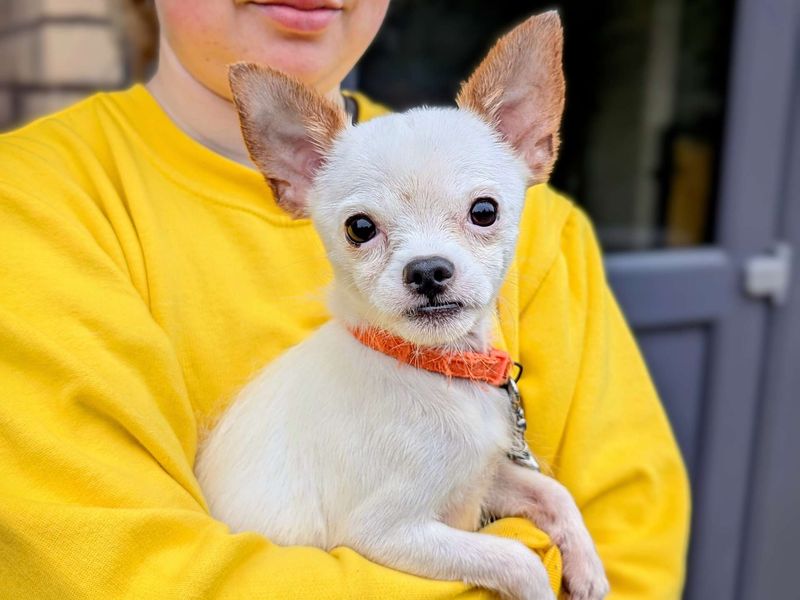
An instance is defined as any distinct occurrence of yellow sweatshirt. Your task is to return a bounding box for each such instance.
[0,86,690,599]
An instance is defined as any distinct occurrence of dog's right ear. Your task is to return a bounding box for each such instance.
[456,11,565,186]
[228,63,348,218]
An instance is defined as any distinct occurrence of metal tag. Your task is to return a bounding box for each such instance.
[504,377,540,472]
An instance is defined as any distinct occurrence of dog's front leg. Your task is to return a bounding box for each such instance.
[484,461,610,600]
[350,519,555,600]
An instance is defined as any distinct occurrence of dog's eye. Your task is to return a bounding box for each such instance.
[345,214,377,245]
[470,198,498,227]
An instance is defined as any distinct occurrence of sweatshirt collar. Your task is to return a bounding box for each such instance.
[104,85,383,225]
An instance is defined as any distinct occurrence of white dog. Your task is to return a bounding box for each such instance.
[196,12,609,600]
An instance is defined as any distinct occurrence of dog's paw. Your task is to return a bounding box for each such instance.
[497,545,557,600]
[561,547,609,600]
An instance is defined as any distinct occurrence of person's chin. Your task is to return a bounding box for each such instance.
[236,29,347,86]
[248,52,345,94]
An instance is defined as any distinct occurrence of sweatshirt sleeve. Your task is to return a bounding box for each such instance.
[0,174,563,598]
[515,201,692,599]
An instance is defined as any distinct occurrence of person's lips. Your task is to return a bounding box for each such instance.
[245,1,344,34]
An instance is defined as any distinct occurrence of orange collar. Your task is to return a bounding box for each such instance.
[351,327,513,386]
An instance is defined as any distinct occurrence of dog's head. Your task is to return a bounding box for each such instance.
[230,11,565,347]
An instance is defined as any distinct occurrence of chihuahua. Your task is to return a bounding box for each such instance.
[195,12,609,600]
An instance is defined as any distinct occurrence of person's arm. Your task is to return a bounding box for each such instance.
[513,191,691,599]
[0,175,562,599]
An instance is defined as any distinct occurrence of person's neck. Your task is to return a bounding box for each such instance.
[146,39,345,167]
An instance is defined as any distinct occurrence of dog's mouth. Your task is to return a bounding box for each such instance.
[407,301,465,320]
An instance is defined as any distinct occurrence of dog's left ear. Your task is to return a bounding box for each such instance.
[229,63,348,218]
[457,11,565,185]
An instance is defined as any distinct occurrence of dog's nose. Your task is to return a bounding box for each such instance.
[403,256,455,297]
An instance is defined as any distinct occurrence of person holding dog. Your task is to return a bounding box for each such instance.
[0,1,689,598]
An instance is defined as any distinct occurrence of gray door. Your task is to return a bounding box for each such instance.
[606,0,799,597]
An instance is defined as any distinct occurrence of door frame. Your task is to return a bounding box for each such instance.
[737,18,800,599]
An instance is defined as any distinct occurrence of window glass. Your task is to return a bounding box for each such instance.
[357,0,736,251]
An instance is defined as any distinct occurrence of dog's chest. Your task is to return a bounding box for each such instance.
[196,323,516,546]
[351,344,513,503]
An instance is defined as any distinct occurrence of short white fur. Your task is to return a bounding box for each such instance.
[196,12,609,600]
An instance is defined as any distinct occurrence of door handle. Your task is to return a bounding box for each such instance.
[743,242,793,305]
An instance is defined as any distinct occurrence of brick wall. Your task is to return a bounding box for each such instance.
[0,0,131,131]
